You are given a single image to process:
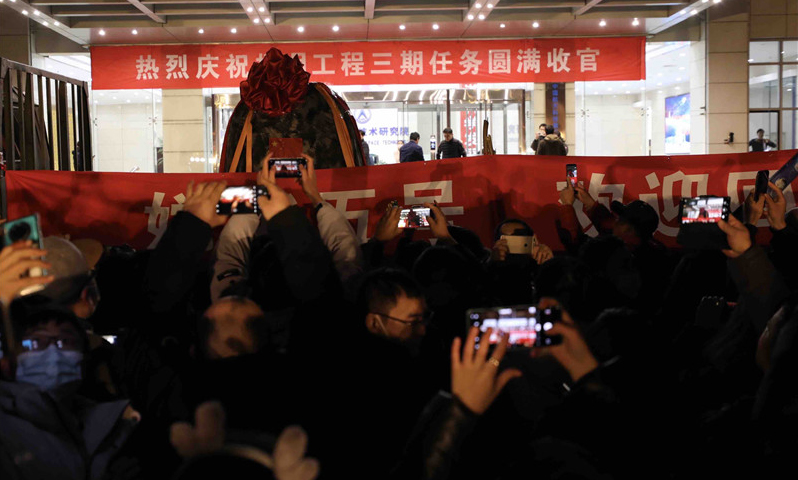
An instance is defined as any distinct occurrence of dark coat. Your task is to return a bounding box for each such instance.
[536,134,568,156]
[400,141,425,163]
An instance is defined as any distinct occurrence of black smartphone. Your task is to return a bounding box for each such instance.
[2,214,47,296]
[676,196,731,249]
[755,170,769,202]
[566,164,578,188]
[467,305,537,350]
[535,305,563,347]
[215,186,268,215]
[397,206,431,228]
[269,157,306,178]
[769,152,798,200]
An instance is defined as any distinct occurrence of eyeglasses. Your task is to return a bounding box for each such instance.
[372,311,432,328]
[21,335,81,352]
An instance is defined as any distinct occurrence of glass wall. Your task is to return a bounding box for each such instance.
[748,40,798,150]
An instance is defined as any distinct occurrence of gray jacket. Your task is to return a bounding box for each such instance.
[0,381,137,480]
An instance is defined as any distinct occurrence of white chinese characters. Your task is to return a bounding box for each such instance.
[135,55,159,80]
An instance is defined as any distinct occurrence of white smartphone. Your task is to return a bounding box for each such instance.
[501,235,537,255]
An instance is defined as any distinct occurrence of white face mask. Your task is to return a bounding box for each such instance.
[16,345,83,391]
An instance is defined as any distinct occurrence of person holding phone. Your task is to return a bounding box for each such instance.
[530,123,548,154]
[749,128,777,152]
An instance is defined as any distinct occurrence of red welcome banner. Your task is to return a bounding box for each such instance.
[6,151,797,252]
[90,37,646,90]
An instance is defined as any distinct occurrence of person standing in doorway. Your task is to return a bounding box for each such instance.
[536,125,568,156]
[749,128,777,152]
[436,127,467,159]
[399,132,425,163]
[530,123,547,154]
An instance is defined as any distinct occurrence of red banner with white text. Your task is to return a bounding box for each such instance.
[90,37,646,90]
[6,151,797,252]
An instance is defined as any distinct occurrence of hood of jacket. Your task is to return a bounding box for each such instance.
[543,133,562,142]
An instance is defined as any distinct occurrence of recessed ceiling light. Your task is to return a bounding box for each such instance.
[679,66,686,70]
[253,18,259,23]
[126,99,131,103]
[258,6,265,12]
[475,2,482,8]
[702,0,708,2]
[22,10,28,15]
[467,14,474,20]
[54,21,60,26]
[691,9,698,14]
[33,10,39,15]
[399,24,406,30]
[632,18,639,26]
[246,6,253,12]
[656,82,662,86]
[679,9,687,14]
[478,14,485,20]
[43,21,48,26]
[626,91,630,93]
[676,77,682,81]
[599,19,606,26]
[500,23,505,28]
[657,90,662,93]
[532,21,539,28]
[99,29,105,35]
[332,25,339,32]
[230,27,237,33]
[432,23,439,30]
[488,3,493,7]
[297,26,305,32]
[657,72,662,76]
[748,58,754,62]
[198,28,204,33]
[132,29,138,34]
[112,96,117,99]
[713,0,721,3]
[265,17,270,23]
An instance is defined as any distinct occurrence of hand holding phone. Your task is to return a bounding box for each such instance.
[2,214,51,298]
[676,196,731,250]
[535,306,563,347]
[754,170,769,202]
[397,206,431,229]
[468,305,538,350]
[0,241,53,304]
[215,186,268,215]
[185,181,229,228]
[764,181,788,230]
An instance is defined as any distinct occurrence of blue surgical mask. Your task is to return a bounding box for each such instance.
[15,345,83,391]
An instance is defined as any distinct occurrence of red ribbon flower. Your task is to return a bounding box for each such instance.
[240,48,311,116]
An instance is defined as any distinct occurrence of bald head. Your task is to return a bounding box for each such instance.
[200,297,266,359]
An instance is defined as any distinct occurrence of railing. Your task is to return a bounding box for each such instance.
[0,57,92,173]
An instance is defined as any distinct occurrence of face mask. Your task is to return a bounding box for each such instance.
[16,345,83,392]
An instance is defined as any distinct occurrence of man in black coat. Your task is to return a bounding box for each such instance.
[436,127,467,159]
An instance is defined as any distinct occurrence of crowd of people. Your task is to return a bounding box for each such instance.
[1,151,797,480]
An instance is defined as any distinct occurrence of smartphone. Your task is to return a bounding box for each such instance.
[102,335,118,345]
[755,170,769,202]
[467,305,538,350]
[268,157,306,178]
[535,305,563,347]
[769,152,798,200]
[676,196,731,249]
[3,214,47,296]
[397,206,431,228]
[566,164,578,188]
[215,186,267,215]
[501,235,537,255]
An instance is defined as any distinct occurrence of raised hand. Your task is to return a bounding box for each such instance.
[559,177,576,206]
[573,184,596,210]
[184,181,229,228]
[531,301,598,383]
[532,243,554,264]
[374,205,403,243]
[423,202,455,243]
[717,214,752,258]
[744,189,765,226]
[451,326,522,414]
[0,242,53,304]
[296,154,324,207]
[764,181,787,231]
[490,238,509,262]
[256,167,293,221]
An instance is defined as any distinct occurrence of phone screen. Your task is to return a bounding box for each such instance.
[680,196,729,224]
[566,164,577,188]
[269,158,305,178]
[398,207,431,228]
[216,186,259,215]
[769,152,798,199]
[755,170,769,200]
[468,305,537,349]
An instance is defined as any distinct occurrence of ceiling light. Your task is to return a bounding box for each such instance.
[748,58,754,62]
[253,18,259,23]
[532,21,539,28]
[112,96,117,99]
[713,0,721,3]
[265,18,270,23]
[679,66,686,70]
[467,14,474,20]
[22,10,28,15]
[198,28,204,33]
[230,28,237,33]
[332,25,339,31]
[656,82,662,86]
[246,6,253,12]
[679,9,687,15]
[54,21,60,26]
[626,91,630,93]
[657,72,662,77]
[487,3,493,8]
[500,23,505,28]
[691,9,698,14]
[599,19,606,26]
[258,6,265,12]
[43,21,48,26]
[632,18,639,26]
[702,0,708,2]
[475,2,482,7]
[99,29,105,35]
[432,23,439,30]
[33,10,39,15]
[675,86,681,90]
[478,14,485,20]
[676,77,682,81]
[126,99,131,103]
[297,26,305,32]
[399,24,406,30]
[132,29,138,34]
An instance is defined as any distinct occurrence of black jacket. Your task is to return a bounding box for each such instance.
[400,141,425,163]
[436,139,466,159]
[536,134,568,156]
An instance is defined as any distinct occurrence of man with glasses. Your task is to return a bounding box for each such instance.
[360,268,429,344]
[0,304,140,479]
